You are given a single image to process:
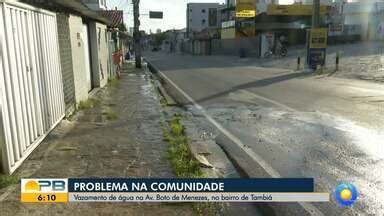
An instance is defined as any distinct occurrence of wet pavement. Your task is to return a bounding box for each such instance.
[145,52,384,215]
[0,66,195,215]
[186,104,384,215]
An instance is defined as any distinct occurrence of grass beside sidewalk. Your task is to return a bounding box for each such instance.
[107,78,120,88]
[103,110,118,121]
[163,115,203,178]
[0,174,19,189]
[162,115,227,216]
[78,97,99,110]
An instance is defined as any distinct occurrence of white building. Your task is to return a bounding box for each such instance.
[186,3,225,37]
[343,1,384,40]
[162,29,188,53]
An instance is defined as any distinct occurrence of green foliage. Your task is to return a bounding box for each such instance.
[78,98,99,110]
[163,116,203,178]
[194,203,223,216]
[103,111,118,121]
[107,78,120,88]
[163,116,224,214]
[152,32,167,47]
[118,23,127,33]
[0,175,19,189]
[170,118,183,136]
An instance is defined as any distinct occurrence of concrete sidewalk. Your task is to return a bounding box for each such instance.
[0,65,195,215]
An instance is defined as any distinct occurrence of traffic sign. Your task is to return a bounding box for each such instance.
[149,11,163,19]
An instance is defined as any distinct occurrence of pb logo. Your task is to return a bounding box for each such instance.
[22,179,67,193]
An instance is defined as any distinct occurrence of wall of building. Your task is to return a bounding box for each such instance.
[106,32,115,80]
[68,14,89,104]
[56,13,76,116]
[344,13,369,39]
[221,28,236,39]
[226,0,236,8]
[187,3,223,36]
[343,2,383,40]
[379,11,384,40]
[211,36,261,56]
[89,21,109,88]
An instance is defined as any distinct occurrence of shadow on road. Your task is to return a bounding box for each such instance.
[190,72,309,105]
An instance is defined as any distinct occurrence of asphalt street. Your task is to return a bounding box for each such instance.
[145,52,383,215]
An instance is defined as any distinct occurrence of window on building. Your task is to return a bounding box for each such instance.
[202,9,206,13]
[202,19,206,25]
[208,8,217,27]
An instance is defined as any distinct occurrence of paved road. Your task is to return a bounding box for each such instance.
[145,52,384,215]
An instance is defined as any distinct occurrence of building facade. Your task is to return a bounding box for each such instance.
[56,13,77,116]
[186,3,225,38]
[343,1,384,40]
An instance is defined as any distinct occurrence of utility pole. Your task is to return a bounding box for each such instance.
[312,0,320,28]
[133,0,142,68]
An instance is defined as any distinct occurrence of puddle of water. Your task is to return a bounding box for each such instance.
[140,83,157,100]
[206,104,384,214]
[334,118,383,160]
[183,102,384,213]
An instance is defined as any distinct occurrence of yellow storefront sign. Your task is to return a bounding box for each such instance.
[309,28,328,49]
[236,10,256,18]
[267,4,328,16]
[236,0,256,18]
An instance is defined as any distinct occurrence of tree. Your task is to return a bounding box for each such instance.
[152,32,167,47]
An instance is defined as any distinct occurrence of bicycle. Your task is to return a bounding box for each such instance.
[264,44,288,58]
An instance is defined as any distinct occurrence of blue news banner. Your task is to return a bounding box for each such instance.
[66,178,329,203]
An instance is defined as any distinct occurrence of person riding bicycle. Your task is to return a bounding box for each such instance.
[275,35,287,57]
[264,35,288,58]
[276,35,286,51]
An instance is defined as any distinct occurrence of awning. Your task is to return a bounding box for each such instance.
[101,10,123,28]
[254,22,310,30]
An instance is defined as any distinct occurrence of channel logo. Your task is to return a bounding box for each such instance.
[334,183,358,207]
[21,179,67,192]
[21,179,68,203]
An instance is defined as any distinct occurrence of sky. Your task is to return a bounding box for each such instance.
[106,0,294,33]
[107,0,226,33]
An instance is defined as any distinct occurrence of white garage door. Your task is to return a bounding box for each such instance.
[0,1,65,174]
